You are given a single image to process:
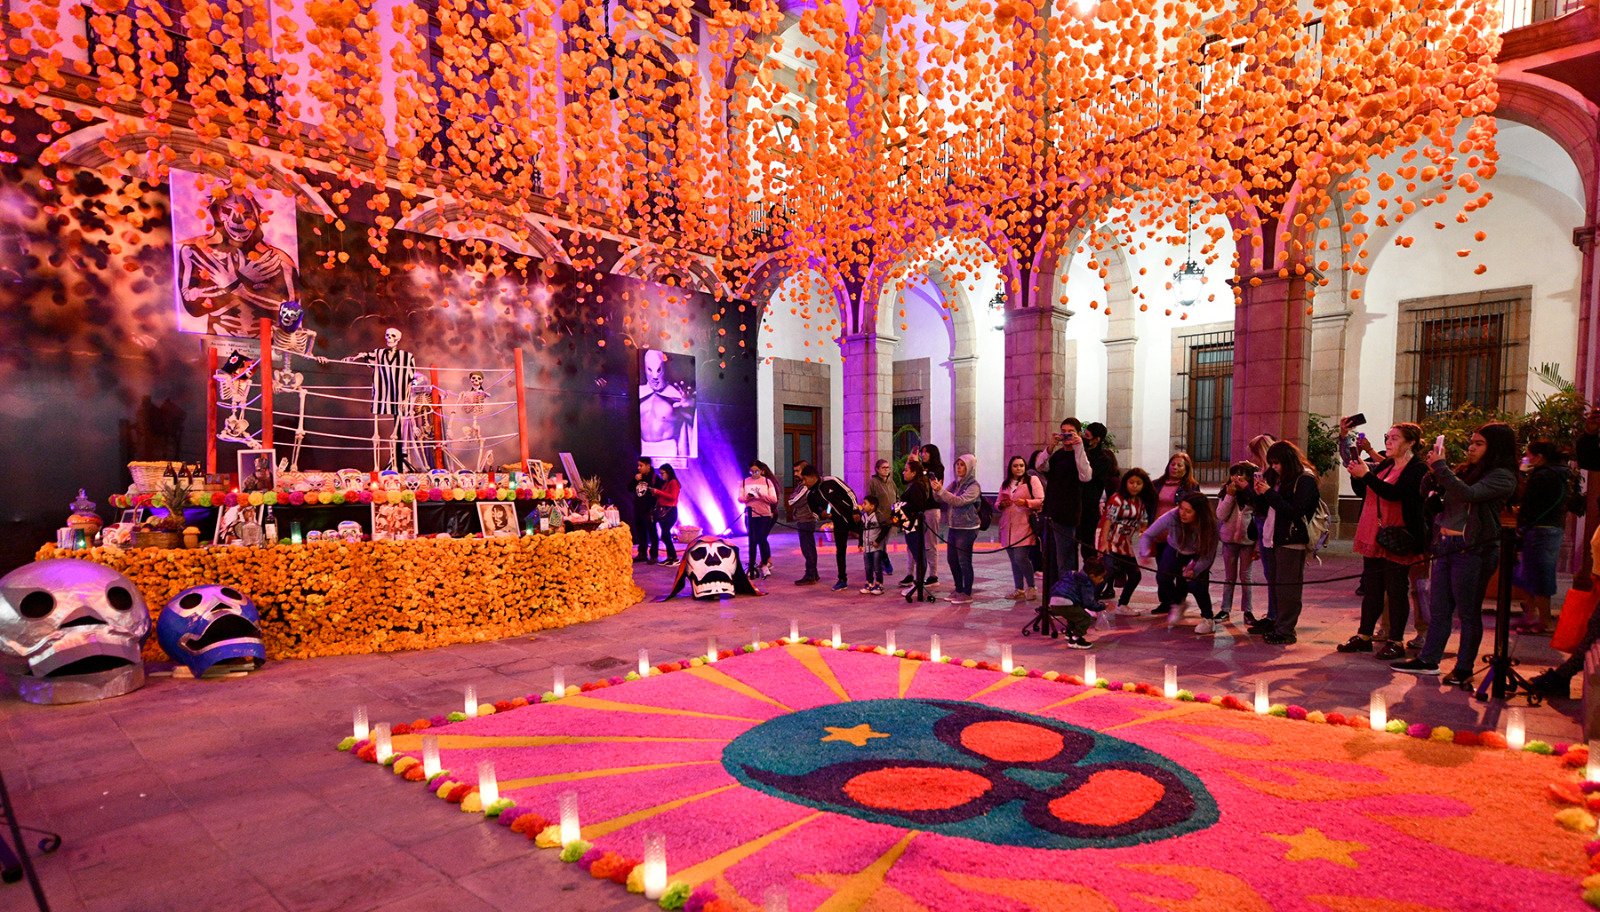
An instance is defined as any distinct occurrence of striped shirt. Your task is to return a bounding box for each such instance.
[369,348,416,416]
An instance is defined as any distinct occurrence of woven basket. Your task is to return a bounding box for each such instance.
[128,461,182,493]
[131,530,184,549]
[674,525,703,544]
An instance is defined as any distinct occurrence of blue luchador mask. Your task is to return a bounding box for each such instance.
[157,585,266,678]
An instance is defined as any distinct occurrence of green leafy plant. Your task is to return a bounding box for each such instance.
[1519,362,1587,453]
[147,477,193,531]
[1419,403,1515,466]
[1305,414,1339,476]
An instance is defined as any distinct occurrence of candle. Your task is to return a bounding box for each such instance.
[1000,644,1014,674]
[1369,692,1387,731]
[1505,707,1526,750]
[478,761,499,807]
[789,619,799,643]
[1254,681,1270,715]
[421,734,440,779]
[559,790,581,844]
[1587,740,1600,782]
[464,685,478,716]
[639,649,651,676]
[1083,655,1096,683]
[706,637,718,663]
[1163,664,1178,699]
[831,624,842,649]
[930,635,942,663]
[885,629,896,653]
[751,626,761,651]
[552,666,565,696]
[373,723,393,763]
[642,833,668,900]
[352,705,370,741]
[290,521,303,545]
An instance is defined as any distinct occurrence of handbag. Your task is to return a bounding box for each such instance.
[1375,525,1420,556]
[1552,586,1599,653]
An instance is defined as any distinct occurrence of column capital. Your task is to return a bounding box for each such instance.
[1576,225,1598,252]
[839,331,900,347]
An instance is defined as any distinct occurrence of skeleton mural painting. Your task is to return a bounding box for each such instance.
[172,174,300,338]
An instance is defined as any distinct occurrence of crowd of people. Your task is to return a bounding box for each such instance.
[633,412,1584,682]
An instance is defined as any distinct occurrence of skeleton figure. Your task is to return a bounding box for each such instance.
[454,370,493,471]
[270,300,321,472]
[336,327,417,471]
[213,349,259,445]
[177,190,298,337]
[402,372,438,472]
[0,559,152,703]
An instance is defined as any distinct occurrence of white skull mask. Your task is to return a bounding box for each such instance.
[686,540,740,599]
[385,328,402,348]
[0,560,151,702]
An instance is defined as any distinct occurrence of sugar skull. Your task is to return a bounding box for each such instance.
[157,585,266,678]
[662,536,761,601]
[0,559,152,704]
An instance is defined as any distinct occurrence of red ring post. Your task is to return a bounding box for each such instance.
[513,348,529,472]
[259,317,274,451]
[429,367,445,469]
[205,342,218,475]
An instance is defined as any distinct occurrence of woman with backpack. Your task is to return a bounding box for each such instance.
[934,454,982,603]
[1249,440,1322,645]
[998,455,1045,600]
[1393,424,1520,685]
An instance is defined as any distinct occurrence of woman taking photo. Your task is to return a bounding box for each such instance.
[1393,424,1520,684]
[740,460,779,579]
[1139,491,1221,632]
[1250,440,1321,645]
[866,459,898,580]
[998,455,1044,600]
[1337,423,1427,661]
[934,454,982,603]
[912,443,946,588]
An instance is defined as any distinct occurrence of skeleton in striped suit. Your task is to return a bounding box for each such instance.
[341,327,417,471]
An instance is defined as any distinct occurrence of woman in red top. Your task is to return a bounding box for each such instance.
[651,464,682,564]
[1337,423,1427,660]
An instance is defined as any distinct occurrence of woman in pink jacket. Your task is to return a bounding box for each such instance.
[998,455,1044,599]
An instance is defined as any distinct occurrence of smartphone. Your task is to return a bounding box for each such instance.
[1435,434,1445,449]
[1346,413,1367,428]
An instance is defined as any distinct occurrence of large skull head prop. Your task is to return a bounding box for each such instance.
[686,538,740,599]
[0,559,151,704]
[157,585,266,678]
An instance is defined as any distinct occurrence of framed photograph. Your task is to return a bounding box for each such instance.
[477,501,520,538]
[638,349,697,459]
[371,499,419,541]
[119,507,145,526]
[237,449,278,494]
[214,504,262,546]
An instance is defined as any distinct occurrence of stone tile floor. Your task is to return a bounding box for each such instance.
[0,533,1583,912]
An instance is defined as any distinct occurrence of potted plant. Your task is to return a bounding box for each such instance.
[133,477,192,549]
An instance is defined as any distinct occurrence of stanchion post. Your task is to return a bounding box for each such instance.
[513,348,529,472]
[259,317,274,451]
[205,342,218,475]
[429,367,445,470]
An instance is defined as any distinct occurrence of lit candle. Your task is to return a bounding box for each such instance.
[464,685,478,716]
[638,649,651,676]
[642,833,668,900]
[750,626,761,651]
[478,761,499,807]
[1083,655,1096,683]
[1254,681,1270,715]
[422,734,440,779]
[831,624,842,649]
[552,666,565,696]
[1505,707,1526,750]
[789,619,799,643]
[290,521,303,545]
[1000,644,1014,674]
[1588,740,1600,782]
[930,635,942,663]
[373,723,393,763]
[352,705,370,741]
[885,629,896,653]
[559,790,581,844]
[1369,692,1387,731]
[1163,664,1178,699]
[706,637,718,663]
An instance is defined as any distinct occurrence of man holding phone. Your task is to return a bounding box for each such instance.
[1035,418,1094,586]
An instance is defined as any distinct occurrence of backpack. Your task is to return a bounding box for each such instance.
[977,494,994,532]
[1304,498,1331,556]
[816,476,860,532]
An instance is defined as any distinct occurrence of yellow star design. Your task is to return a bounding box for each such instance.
[1266,827,1367,869]
[821,723,890,747]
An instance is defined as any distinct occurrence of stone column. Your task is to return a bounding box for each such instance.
[951,354,979,458]
[1102,299,1138,454]
[1003,303,1072,460]
[1230,271,1316,456]
[841,333,897,486]
[1575,225,1598,583]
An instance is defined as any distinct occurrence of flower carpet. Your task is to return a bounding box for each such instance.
[345,642,1594,911]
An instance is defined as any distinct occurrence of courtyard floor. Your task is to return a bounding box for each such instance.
[0,532,1583,912]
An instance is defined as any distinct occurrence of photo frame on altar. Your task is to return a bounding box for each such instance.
[638,349,697,459]
[477,501,519,538]
[371,499,419,541]
[237,449,277,494]
[118,507,145,526]
[214,504,262,546]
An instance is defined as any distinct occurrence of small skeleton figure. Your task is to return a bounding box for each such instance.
[402,372,438,472]
[270,300,322,472]
[455,370,493,471]
[213,350,259,445]
[335,327,416,471]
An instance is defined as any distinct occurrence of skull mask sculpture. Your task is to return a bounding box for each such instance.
[157,585,266,678]
[0,559,151,704]
[662,536,762,601]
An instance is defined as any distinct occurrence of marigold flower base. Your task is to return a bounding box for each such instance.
[37,527,641,659]
[344,643,1590,910]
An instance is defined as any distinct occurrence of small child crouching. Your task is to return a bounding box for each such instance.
[1024,558,1108,648]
